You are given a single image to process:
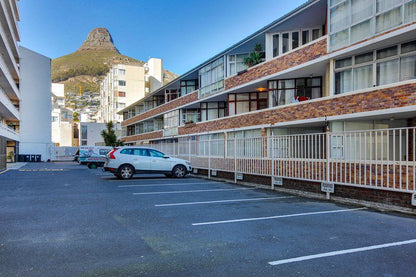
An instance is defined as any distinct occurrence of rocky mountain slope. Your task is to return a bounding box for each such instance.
[52,28,177,96]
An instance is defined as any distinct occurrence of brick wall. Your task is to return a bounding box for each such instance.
[179,82,416,136]
[122,130,163,143]
[192,169,414,210]
[224,38,327,90]
[121,91,199,127]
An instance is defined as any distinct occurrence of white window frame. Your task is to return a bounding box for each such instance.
[329,0,416,50]
[267,27,323,60]
[334,40,416,94]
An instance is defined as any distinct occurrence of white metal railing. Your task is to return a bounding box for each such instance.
[149,127,416,193]
[0,122,18,135]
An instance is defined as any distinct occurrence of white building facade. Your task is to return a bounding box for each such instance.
[99,58,163,123]
[0,0,20,169]
[19,47,54,161]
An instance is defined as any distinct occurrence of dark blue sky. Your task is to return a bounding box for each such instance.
[19,0,306,75]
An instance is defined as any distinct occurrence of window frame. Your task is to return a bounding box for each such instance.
[334,40,416,94]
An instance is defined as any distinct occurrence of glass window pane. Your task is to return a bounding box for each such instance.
[259,92,268,99]
[208,102,218,108]
[355,52,374,64]
[312,29,321,40]
[352,0,373,24]
[273,34,280,57]
[282,33,289,53]
[351,19,372,43]
[335,57,352,68]
[401,40,416,54]
[237,93,249,100]
[353,65,373,90]
[405,0,416,23]
[278,79,295,89]
[208,109,218,119]
[376,7,402,33]
[250,101,257,111]
[236,102,250,114]
[330,2,350,33]
[377,46,398,59]
[377,59,399,85]
[302,30,310,44]
[400,55,416,81]
[330,29,349,49]
[292,32,299,49]
[376,0,402,13]
[312,78,321,86]
[335,69,352,94]
[330,0,345,7]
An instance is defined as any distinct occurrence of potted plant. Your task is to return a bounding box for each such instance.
[244,44,263,67]
[7,151,14,163]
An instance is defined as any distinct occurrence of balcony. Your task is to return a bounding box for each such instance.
[224,37,327,91]
[0,122,19,141]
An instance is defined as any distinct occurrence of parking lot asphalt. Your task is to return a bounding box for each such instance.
[1,162,416,276]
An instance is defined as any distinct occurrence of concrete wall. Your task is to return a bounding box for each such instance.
[79,122,106,146]
[19,47,54,161]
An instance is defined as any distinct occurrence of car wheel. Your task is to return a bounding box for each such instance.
[172,165,187,178]
[118,165,134,180]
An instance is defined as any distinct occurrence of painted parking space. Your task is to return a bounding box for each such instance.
[2,162,413,275]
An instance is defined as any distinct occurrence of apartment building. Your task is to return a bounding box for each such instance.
[120,0,416,209]
[0,0,20,169]
[99,58,163,123]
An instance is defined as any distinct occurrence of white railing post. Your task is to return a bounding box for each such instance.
[326,130,331,200]
[234,136,237,183]
[208,136,211,179]
[188,136,191,162]
[271,136,275,190]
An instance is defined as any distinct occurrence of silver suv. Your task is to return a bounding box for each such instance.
[103,146,192,179]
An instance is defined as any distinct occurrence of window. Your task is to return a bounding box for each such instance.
[329,0,416,50]
[165,89,180,102]
[118,69,126,76]
[118,80,126,86]
[271,27,322,58]
[227,54,249,76]
[81,125,87,139]
[164,110,179,129]
[334,41,416,94]
[118,91,126,97]
[149,149,165,158]
[200,102,227,121]
[180,80,198,96]
[199,57,225,97]
[269,77,322,106]
[181,109,200,124]
[133,148,149,156]
[228,92,268,115]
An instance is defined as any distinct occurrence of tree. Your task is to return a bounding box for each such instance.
[101,122,124,147]
[72,112,79,122]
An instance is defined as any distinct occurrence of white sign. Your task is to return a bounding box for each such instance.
[321,182,334,193]
[236,173,243,180]
[412,193,416,206]
[193,168,198,174]
[211,170,217,176]
[273,177,283,186]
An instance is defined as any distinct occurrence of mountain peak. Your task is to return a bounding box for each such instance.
[78,28,119,53]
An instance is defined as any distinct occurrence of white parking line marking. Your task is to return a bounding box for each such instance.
[268,239,416,266]
[155,196,295,207]
[133,188,255,195]
[119,182,217,188]
[108,179,207,182]
[192,207,367,226]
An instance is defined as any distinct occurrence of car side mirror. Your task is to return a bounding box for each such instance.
[162,155,170,159]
